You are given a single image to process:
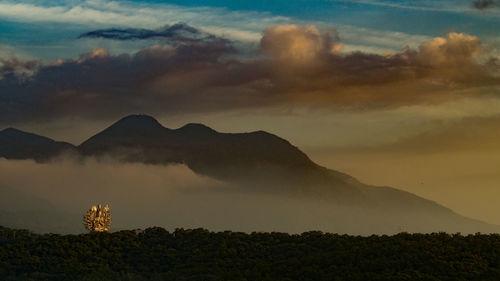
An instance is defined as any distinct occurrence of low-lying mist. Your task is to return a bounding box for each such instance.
[0,157,496,235]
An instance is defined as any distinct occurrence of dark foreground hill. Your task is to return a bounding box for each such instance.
[1,226,499,281]
[0,114,499,234]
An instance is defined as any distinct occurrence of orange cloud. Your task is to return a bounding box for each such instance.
[260,25,343,63]
[415,33,483,66]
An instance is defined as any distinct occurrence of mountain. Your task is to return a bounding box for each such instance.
[1,115,499,234]
[0,128,75,161]
[79,115,358,198]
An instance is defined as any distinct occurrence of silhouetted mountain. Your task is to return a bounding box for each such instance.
[0,128,75,161]
[1,115,499,234]
[79,115,346,196]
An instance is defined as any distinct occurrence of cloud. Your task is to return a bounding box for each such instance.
[0,58,39,80]
[260,25,343,62]
[414,32,483,66]
[340,0,449,12]
[337,25,432,52]
[0,157,494,234]
[343,0,500,14]
[472,0,500,9]
[0,39,237,123]
[0,44,33,61]
[0,157,380,234]
[0,25,498,125]
[0,1,283,42]
[1,0,468,62]
[78,23,230,46]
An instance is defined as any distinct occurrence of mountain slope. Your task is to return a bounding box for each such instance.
[0,115,499,234]
[0,128,75,161]
[79,115,364,201]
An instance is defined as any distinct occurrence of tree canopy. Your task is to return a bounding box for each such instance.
[1,226,499,280]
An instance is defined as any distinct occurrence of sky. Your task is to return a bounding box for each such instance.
[0,0,500,224]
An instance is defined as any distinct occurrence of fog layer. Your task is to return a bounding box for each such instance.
[0,158,497,235]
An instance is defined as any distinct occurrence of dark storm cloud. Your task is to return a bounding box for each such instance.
[78,23,230,45]
[472,0,499,9]
[0,24,499,124]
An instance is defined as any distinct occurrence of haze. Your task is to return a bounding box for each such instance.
[0,157,425,234]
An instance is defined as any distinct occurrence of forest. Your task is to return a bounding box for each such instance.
[1,226,499,280]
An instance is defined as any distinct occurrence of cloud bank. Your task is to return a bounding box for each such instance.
[0,158,388,234]
[1,157,495,234]
[0,24,498,125]
[472,0,500,9]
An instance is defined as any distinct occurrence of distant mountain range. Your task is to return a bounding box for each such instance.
[1,114,498,234]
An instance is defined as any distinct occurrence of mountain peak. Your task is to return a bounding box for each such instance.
[79,114,170,149]
[177,123,217,135]
[102,114,166,134]
[114,114,162,127]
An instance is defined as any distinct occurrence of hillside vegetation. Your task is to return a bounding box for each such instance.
[1,226,499,280]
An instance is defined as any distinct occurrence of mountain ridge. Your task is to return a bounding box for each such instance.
[78,115,321,187]
[1,114,499,234]
[0,127,76,161]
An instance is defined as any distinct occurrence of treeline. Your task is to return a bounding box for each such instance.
[0,226,499,280]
